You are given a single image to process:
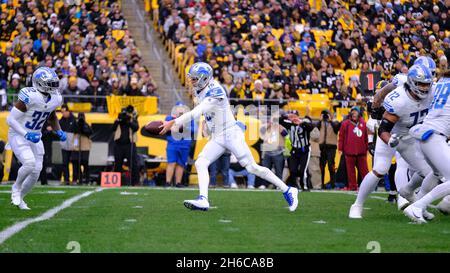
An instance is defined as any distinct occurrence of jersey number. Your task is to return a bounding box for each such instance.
[430,82,450,109]
[408,109,428,128]
[25,111,50,130]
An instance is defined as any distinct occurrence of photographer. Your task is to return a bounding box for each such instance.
[71,113,93,185]
[316,109,341,189]
[59,104,76,185]
[112,105,140,186]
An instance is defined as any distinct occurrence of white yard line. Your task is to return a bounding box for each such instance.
[0,188,104,245]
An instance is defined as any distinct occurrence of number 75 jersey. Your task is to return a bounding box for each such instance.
[383,84,433,137]
[10,87,63,135]
[423,77,450,137]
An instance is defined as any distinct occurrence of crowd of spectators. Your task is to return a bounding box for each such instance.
[157,0,449,102]
[0,0,158,111]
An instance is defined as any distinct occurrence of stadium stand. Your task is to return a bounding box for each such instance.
[0,0,158,112]
[147,0,449,116]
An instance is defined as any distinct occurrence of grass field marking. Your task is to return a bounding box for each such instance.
[0,188,104,245]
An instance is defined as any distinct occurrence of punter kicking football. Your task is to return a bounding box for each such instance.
[159,62,298,212]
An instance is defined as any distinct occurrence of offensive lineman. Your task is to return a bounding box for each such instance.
[159,62,298,211]
[404,71,450,223]
[6,67,66,210]
[349,64,440,219]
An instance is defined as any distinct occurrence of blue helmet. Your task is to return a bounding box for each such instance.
[32,67,60,94]
[406,64,433,99]
[414,56,436,77]
[187,62,213,93]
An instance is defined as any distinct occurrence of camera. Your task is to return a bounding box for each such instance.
[118,110,129,122]
[322,113,329,120]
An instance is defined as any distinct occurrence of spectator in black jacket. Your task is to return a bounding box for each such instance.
[59,104,77,185]
[281,111,314,191]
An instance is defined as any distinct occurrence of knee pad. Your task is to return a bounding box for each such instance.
[32,161,43,176]
[20,157,36,174]
[245,162,269,178]
[195,157,211,171]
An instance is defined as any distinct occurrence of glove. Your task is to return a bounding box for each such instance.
[56,130,67,141]
[24,132,41,143]
[388,134,400,148]
[368,142,375,156]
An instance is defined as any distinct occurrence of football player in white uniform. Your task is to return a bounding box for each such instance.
[369,56,438,210]
[349,64,440,219]
[372,56,436,108]
[160,62,298,211]
[6,67,66,210]
[404,71,450,223]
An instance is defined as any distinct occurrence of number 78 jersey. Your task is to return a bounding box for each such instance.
[423,77,450,137]
[9,87,63,135]
[383,84,433,137]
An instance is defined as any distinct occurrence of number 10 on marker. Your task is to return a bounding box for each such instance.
[100,172,122,187]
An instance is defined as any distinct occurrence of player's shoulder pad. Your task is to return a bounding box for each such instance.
[383,88,405,115]
[18,87,37,105]
[391,74,407,87]
[205,81,226,99]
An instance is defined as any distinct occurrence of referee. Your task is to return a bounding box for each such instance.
[280,111,314,191]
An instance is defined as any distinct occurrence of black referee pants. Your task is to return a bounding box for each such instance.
[287,148,312,190]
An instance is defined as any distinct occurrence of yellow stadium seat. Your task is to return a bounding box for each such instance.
[297,93,312,103]
[285,100,308,117]
[336,107,351,121]
[309,100,331,119]
[311,93,329,102]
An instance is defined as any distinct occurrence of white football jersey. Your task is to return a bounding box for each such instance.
[195,79,236,136]
[422,77,450,137]
[383,84,433,136]
[9,87,63,135]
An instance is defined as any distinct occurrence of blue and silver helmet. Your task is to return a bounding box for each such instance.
[187,62,213,93]
[32,66,60,94]
[414,56,436,78]
[406,64,433,99]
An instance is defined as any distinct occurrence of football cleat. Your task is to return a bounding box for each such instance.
[184,195,209,211]
[349,204,363,219]
[11,187,21,206]
[283,187,298,212]
[18,200,31,210]
[423,209,435,221]
[404,205,427,224]
[397,195,410,211]
[437,197,450,215]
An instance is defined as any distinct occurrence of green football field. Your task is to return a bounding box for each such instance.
[0,184,449,253]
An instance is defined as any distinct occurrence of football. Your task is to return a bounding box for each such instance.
[144,120,164,135]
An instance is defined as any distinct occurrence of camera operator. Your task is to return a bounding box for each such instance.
[71,113,93,185]
[316,109,341,189]
[112,105,140,186]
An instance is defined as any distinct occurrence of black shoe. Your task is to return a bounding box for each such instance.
[387,194,397,203]
[164,182,171,187]
[175,184,186,188]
